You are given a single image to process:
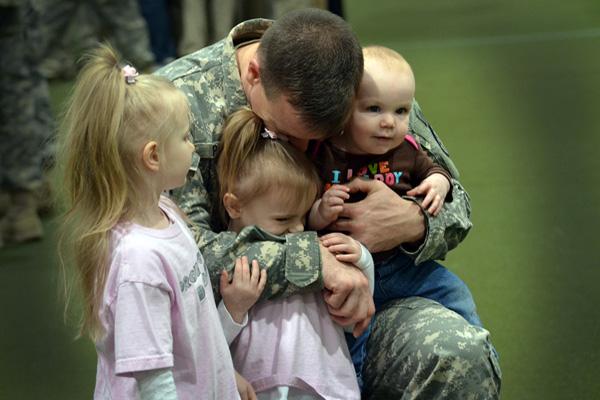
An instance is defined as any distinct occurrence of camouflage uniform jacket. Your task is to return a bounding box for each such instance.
[155,19,472,300]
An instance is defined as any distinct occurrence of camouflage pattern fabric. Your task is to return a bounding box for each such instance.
[0,0,54,191]
[364,297,501,399]
[157,18,501,398]
[406,100,473,265]
[41,0,154,70]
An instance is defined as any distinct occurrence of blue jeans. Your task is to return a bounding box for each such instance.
[345,250,483,390]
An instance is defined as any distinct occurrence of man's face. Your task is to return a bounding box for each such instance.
[248,85,321,151]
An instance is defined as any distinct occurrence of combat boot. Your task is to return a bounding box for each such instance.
[6,190,44,243]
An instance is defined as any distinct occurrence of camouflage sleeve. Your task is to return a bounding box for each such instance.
[171,167,323,302]
[405,100,473,263]
[189,223,323,303]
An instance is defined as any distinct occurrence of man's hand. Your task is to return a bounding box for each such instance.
[320,243,374,337]
[330,179,426,253]
[234,371,257,400]
[407,173,450,216]
[220,257,267,323]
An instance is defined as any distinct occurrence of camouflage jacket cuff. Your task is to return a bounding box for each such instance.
[284,231,323,292]
[399,196,429,261]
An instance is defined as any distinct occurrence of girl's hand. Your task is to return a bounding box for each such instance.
[234,371,257,400]
[406,173,450,216]
[320,232,362,264]
[220,257,267,323]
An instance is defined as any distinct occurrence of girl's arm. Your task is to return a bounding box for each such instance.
[136,368,178,400]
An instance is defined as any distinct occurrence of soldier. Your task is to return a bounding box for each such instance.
[0,0,54,246]
[156,8,501,399]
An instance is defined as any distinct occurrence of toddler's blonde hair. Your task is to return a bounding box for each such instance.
[217,107,321,227]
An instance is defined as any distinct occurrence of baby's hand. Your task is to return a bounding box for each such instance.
[220,256,267,323]
[406,173,450,216]
[319,184,350,222]
[309,184,350,230]
[320,232,362,264]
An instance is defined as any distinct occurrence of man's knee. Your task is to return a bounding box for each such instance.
[363,297,501,399]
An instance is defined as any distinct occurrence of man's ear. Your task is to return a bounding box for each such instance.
[141,141,160,172]
[223,192,242,219]
[246,57,261,87]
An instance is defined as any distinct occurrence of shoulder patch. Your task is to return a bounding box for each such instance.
[404,134,420,150]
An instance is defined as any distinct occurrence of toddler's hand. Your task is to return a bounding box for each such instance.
[406,173,450,216]
[220,256,267,323]
[320,232,362,264]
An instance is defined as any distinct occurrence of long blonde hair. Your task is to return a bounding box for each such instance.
[57,44,190,340]
[217,107,321,225]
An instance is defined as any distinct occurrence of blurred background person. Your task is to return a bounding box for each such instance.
[40,0,155,79]
[0,0,55,246]
[138,0,177,66]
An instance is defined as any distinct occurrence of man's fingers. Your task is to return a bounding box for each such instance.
[329,313,353,326]
[352,316,371,337]
[329,217,353,233]
[346,177,377,193]
[329,288,360,319]
[323,287,346,310]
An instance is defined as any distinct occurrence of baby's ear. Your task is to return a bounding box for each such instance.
[223,192,241,219]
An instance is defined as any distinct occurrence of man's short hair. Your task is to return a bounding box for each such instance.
[259,8,363,136]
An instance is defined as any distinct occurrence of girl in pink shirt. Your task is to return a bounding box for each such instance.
[57,44,265,400]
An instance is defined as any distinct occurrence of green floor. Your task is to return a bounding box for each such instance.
[2,1,600,398]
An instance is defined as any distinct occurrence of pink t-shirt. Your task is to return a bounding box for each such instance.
[94,197,239,400]
[231,293,360,400]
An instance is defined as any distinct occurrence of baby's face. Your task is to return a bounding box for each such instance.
[338,60,415,155]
